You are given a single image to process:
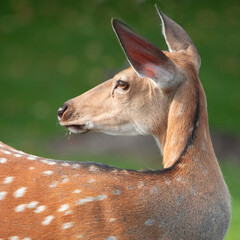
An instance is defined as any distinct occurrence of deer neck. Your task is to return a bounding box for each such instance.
[155,72,215,169]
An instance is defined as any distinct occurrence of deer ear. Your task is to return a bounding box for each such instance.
[155,5,201,72]
[112,19,178,90]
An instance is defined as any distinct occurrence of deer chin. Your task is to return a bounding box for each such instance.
[66,124,88,134]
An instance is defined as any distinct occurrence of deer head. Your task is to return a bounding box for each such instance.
[57,6,201,153]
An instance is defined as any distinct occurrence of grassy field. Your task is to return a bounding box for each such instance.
[220,161,240,240]
[0,0,239,239]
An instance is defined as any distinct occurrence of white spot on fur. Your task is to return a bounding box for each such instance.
[190,187,197,196]
[105,237,117,240]
[34,205,46,213]
[164,178,171,185]
[112,169,119,174]
[114,190,121,195]
[73,189,82,194]
[202,166,208,176]
[96,194,107,201]
[137,181,145,189]
[28,201,39,209]
[76,194,106,205]
[204,129,207,140]
[27,156,37,160]
[64,210,72,215]
[41,159,56,165]
[15,204,27,212]
[61,162,70,167]
[58,204,69,212]
[193,156,199,162]
[49,181,58,188]
[150,186,159,194]
[61,178,69,183]
[0,191,7,200]
[76,235,84,239]
[43,170,53,175]
[62,222,73,229]
[0,158,7,164]
[176,176,184,182]
[122,170,129,175]
[14,187,27,198]
[9,236,19,240]
[89,165,99,172]
[202,141,207,151]
[88,178,96,183]
[42,215,54,225]
[14,154,22,158]
[159,221,166,227]
[29,167,35,170]
[3,176,14,184]
[72,164,80,169]
[176,195,184,205]
[2,150,11,155]
[23,238,32,240]
[77,197,94,205]
[46,161,56,165]
[145,219,155,226]
[178,104,185,117]
[109,218,116,222]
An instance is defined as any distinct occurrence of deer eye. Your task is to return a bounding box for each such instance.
[117,80,130,91]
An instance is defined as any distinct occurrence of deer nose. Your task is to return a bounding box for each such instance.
[57,103,69,121]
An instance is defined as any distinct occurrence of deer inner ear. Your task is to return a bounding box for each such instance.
[112,18,177,90]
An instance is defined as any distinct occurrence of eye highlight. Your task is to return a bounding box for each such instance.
[116,80,130,91]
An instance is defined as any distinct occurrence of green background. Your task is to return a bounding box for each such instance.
[0,0,239,239]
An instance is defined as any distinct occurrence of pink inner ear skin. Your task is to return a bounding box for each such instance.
[142,66,156,79]
[121,30,166,65]
[128,51,158,79]
[129,49,161,66]
[113,20,172,81]
[113,19,177,86]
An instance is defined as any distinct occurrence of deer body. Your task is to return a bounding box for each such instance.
[0,6,231,240]
[0,140,230,239]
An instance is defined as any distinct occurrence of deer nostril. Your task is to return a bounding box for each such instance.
[57,103,68,121]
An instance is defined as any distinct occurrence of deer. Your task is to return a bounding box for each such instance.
[0,6,231,240]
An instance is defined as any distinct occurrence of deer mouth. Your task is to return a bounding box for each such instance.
[65,124,88,134]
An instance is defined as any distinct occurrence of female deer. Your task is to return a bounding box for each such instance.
[0,6,231,240]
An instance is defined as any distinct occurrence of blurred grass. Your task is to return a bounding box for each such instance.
[0,0,239,152]
[220,161,240,240]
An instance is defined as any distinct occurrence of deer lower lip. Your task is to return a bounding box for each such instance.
[66,124,88,134]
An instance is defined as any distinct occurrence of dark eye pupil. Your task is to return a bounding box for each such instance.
[117,80,129,90]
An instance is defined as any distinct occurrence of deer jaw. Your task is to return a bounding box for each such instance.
[59,67,174,139]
